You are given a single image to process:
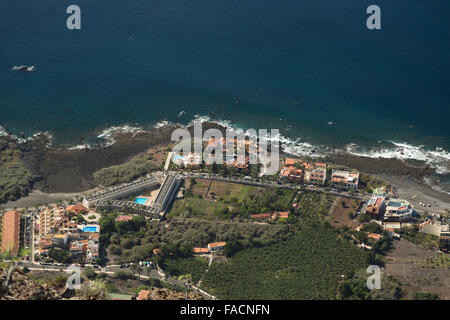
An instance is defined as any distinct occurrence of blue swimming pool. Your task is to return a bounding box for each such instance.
[83,226,98,232]
[135,198,147,205]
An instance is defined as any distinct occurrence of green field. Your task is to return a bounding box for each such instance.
[171,180,296,219]
[207,181,264,202]
[294,190,336,218]
[168,197,230,219]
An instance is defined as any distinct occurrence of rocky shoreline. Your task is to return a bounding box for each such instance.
[1,122,450,209]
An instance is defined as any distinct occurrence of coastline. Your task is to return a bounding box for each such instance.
[1,121,449,213]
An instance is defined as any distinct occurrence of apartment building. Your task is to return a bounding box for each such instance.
[331,170,360,190]
[1,211,21,256]
[383,198,416,222]
[303,162,327,185]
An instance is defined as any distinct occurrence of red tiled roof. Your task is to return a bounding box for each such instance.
[2,211,21,256]
[368,233,382,240]
[208,242,226,248]
[250,213,271,219]
[277,212,289,219]
[193,247,209,253]
[115,215,134,222]
[285,158,296,166]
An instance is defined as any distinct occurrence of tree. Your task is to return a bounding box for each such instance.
[83,267,97,280]
[362,222,383,234]
[0,248,30,297]
[224,240,244,257]
[48,249,72,264]
[414,292,439,300]
[179,274,192,299]
[338,277,370,300]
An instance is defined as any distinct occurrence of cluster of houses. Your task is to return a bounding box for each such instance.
[36,203,100,263]
[280,158,360,190]
[365,195,418,222]
[360,191,450,250]
[170,136,264,172]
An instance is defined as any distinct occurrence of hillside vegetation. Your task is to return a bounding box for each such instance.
[93,153,158,186]
[169,180,295,219]
[201,222,371,299]
[0,139,33,203]
[199,190,373,299]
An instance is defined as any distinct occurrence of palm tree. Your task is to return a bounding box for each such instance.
[179,274,192,300]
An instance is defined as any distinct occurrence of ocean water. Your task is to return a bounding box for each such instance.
[0,0,449,187]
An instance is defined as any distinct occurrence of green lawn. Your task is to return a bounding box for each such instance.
[209,182,263,202]
[167,197,230,219]
[172,181,296,219]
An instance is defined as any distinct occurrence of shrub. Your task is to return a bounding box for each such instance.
[83,267,97,280]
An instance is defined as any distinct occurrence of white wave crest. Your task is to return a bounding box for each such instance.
[345,142,450,174]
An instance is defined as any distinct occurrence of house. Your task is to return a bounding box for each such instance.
[250,213,272,220]
[331,170,359,190]
[115,215,134,222]
[420,221,450,246]
[280,167,303,182]
[39,235,53,251]
[365,196,386,219]
[250,212,289,220]
[1,211,21,256]
[273,212,289,219]
[52,234,69,248]
[173,152,202,168]
[303,163,327,185]
[440,224,450,246]
[280,158,303,182]
[383,198,416,222]
[69,240,86,258]
[284,158,296,166]
[193,247,209,254]
[87,234,100,262]
[208,242,226,252]
[367,233,382,241]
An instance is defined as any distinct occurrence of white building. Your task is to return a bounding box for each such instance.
[331,170,359,190]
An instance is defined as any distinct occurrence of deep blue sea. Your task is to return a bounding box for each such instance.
[1,0,449,186]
